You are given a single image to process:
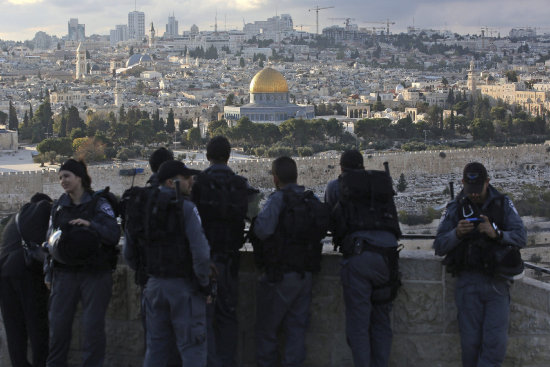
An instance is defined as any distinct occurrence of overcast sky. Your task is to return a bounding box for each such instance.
[1,0,549,42]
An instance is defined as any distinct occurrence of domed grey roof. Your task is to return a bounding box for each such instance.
[126,53,153,68]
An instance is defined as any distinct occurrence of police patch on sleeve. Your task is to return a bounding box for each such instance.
[507,199,519,215]
[100,202,115,217]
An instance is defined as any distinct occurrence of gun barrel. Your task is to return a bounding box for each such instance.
[383,161,390,175]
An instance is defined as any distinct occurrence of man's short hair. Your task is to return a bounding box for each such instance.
[340,149,364,170]
[149,148,174,173]
[206,136,231,163]
[272,156,297,184]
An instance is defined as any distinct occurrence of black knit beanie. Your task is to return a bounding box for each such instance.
[59,159,92,189]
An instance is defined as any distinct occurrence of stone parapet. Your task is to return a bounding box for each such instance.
[0,144,548,212]
[2,250,550,366]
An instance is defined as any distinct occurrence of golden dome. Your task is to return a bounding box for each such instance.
[249,67,289,94]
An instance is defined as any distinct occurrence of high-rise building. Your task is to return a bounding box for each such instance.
[68,18,85,41]
[110,24,129,44]
[243,14,293,39]
[128,11,145,40]
[165,13,179,38]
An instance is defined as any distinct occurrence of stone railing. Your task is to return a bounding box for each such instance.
[1,250,550,366]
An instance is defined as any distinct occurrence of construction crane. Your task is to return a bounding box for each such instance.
[308,5,335,35]
[363,19,395,36]
[329,17,356,28]
[295,24,313,32]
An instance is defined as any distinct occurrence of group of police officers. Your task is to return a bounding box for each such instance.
[0,135,526,367]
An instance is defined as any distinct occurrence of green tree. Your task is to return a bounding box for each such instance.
[135,118,155,145]
[166,108,175,133]
[187,127,202,148]
[8,100,18,130]
[207,120,229,137]
[178,118,193,133]
[239,57,245,68]
[225,93,235,106]
[471,118,494,141]
[66,106,84,135]
[37,137,73,156]
[397,173,408,192]
[0,111,7,125]
[490,106,507,121]
[505,70,518,82]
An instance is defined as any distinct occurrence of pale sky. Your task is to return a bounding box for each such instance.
[1,0,549,42]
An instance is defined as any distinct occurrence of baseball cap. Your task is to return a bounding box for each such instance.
[157,160,201,182]
[463,162,488,194]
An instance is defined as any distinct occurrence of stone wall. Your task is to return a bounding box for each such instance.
[2,250,550,367]
[0,144,548,212]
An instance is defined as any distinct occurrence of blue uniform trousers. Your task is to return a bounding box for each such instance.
[46,270,113,367]
[143,277,207,367]
[207,258,239,367]
[341,250,393,367]
[455,272,510,367]
[255,271,312,367]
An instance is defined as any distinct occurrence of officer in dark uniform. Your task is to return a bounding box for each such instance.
[325,150,401,367]
[192,136,258,367]
[45,159,120,367]
[0,193,52,367]
[147,147,174,187]
[252,156,327,367]
[122,146,182,366]
[124,160,211,367]
[434,162,526,367]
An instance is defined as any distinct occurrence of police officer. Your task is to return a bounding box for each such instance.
[124,160,211,367]
[122,146,181,366]
[434,162,526,367]
[45,159,120,367]
[0,193,52,367]
[147,147,174,186]
[252,156,327,367]
[192,136,258,367]
[325,150,401,367]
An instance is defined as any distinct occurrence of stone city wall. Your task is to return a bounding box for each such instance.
[0,144,548,212]
[1,250,550,366]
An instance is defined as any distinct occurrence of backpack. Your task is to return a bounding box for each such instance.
[332,169,401,249]
[253,189,329,282]
[193,170,249,253]
[122,186,192,282]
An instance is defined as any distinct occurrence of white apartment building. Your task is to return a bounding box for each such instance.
[128,11,145,40]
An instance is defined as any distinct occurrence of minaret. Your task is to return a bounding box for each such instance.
[467,60,476,99]
[149,22,155,48]
[75,42,86,80]
[114,81,123,107]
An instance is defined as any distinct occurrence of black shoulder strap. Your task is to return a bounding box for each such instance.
[14,212,28,248]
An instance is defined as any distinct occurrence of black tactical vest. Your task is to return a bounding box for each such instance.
[137,188,193,279]
[192,169,249,254]
[332,169,401,246]
[443,191,506,276]
[52,193,114,271]
[257,188,329,281]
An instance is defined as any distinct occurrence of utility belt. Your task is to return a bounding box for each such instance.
[343,236,402,305]
[342,236,397,259]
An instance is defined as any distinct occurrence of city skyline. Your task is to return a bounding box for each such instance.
[1,0,550,42]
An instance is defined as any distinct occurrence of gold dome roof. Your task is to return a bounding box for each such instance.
[249,67,289,94]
